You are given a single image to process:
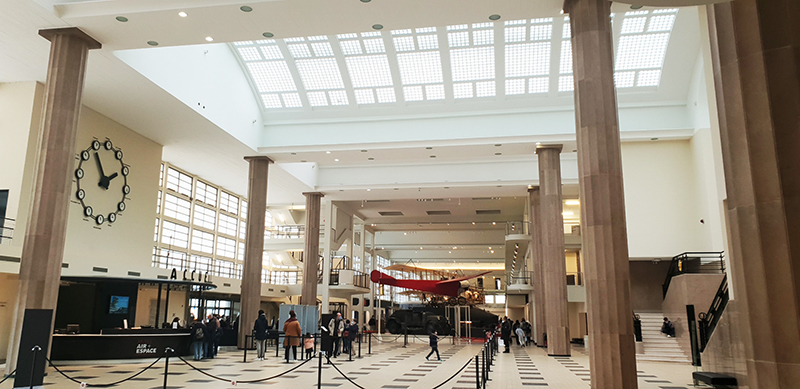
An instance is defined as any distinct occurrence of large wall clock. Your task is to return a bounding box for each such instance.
[75,139,130,225]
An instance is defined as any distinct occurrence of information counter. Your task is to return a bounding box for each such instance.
[51,329,192,360]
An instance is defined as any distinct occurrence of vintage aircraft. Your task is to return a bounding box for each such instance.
[370,269,490,297]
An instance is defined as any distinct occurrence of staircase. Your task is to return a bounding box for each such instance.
[636,312,691,363]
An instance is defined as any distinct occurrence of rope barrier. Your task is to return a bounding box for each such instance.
[324,354,365,389]
[0,368,17,386]
[430,356,475,389]
[175,354,313,384]
[45,355,162,387]
[371,335,402,343]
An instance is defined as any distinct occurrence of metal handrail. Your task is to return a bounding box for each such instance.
[698,274,728,352]
[0,217,15,243]
[662,252,725,297]
[505,221,530,235]
[505,271,533,286]
[265,224,305,239]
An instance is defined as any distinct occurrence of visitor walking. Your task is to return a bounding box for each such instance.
[283,310,302,362]
[426,331,442,361]
[253,309,269,360]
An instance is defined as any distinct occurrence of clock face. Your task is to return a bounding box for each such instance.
[75,138,129,225]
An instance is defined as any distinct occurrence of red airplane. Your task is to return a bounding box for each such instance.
[370,270,491,297]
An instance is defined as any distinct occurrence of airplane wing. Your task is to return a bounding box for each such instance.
[370,270,491,297]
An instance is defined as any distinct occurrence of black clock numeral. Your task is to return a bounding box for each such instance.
[115,150,123,160]
[123,185,131,195]
[75,168,84,179]
[118,202,126,212]
[81,151,90,161]
[122,166,130,176]
[108,213,116,223]
[84,206,93,217]
[95,214,104,225]
[76,189,85,200]
[92,140,101,150]
[104,140,113,150]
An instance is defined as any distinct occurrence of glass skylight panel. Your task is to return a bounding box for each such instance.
[308,35,327,41]
[311,42,334,57]
[288,44,312,58]
[562,17,571,39]
[328,90,349,105]
[448,31,469,48]
[237,47,262,61]
[648,14,676,32]
[453,83,473,99]
[425,84,445,100]
[528,77,548,93]
[505,26,526,43]
[653,8,679,14]
[473,29,494,46]
[473,22,493,29]
[559,75,574,92]
[307,91,328,107]
[234,41,254,46]
[376,88,396,103]
[451,47,494,81]
[247,62,296,92]
[506,42,550,78]
[340,40,363,55]
[505,19,526,26]
[394,36,416,51]
[295,57,345,90]
[530,25,552,41]
[363,39,385,53]
[354,89,376,104]
[346,55,393,88]
[361,31,382,37]
[337,33,358,39]
[285,37,306,43]
[397,52,442,84]
[506,78,525,95]
[559,40,573,74]
[447,24,468,31]
[391,29,412,35]
[637,69,662,86]
[259,46,283,60]
[282,93,303,108]
[621,17,647,34]
[616,34,670,70]
[416,35,438,50]
[475,81,495,97]
[403,86,424,101]
[614,71,636,88]
[261,94,282,109]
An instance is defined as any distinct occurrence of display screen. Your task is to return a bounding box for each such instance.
[109,295,129,314]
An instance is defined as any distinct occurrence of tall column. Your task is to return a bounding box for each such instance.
[528,186,547,347]
[707,2,800,387]
[239,156,272,348]
[536,145,570,356]
[320,201,334,313]
[5,28,100,375]
[300,192,323,306]
[564,0,637,386]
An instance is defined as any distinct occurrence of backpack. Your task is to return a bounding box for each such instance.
[195,327,204,340]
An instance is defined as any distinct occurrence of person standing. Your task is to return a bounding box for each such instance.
[283,310,302,362]
[342,319,352,355]
[253,309,269,361]
[501,317,512,353]
[191,318,206,360]
[205,314,219,359]
[304,333,315,360]
[328,312,344,357]
[425,331,442,361]
[521,318,532,346]
[348,319,359,356]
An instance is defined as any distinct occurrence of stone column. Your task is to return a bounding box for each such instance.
[564,0,637,386]
[300,192,323,306]
[528,186,547,347]
[5,28,100,375]
[320,201,333,313]
[707,2,800,387]
[239,156,272,348]
[536,145,570,356]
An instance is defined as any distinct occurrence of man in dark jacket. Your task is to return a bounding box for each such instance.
[501,317,512,353]
[253,310,269,360]
[205,314,218,359]
[191,319,206,360]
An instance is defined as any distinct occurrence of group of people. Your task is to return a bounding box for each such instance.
[498,317,531,353]
[252,310,361,362]
[328,312,359,357]
[190,314,224,360]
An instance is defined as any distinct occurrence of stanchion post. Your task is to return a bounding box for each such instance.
[163,347,173,389]
[29,345,41,389]
[317,351,324,389]
[276,334,280,358]
[348,340,353,362]
[403,328,408,348]
[475,356,480,389]
[285,336,290,363]
[368,333,372,355]
[358,334,362,358]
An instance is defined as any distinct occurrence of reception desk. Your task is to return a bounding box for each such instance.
[51,330,192,360]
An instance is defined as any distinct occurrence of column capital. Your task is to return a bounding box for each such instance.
[535,144,563,154]
[244,156,274,164]
[527,186,540,193]
[303,191,325,197]
[39,27,101,50]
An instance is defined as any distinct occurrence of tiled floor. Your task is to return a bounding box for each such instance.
[0,337,702,388]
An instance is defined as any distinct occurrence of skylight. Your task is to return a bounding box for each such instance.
[233,9,680,110]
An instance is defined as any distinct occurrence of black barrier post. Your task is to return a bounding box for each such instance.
[368,333,372,355]
[358,334,362,358]
[29,346,40,389]
[317,351,324,389]
[276,334,280,358]
[162,347,173,389]
[285,336,290,363]
[348,340,353,362]
[403,328,408,348]
[475,355,480,389]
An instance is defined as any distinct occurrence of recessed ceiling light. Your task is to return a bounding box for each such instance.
[430,155,436,158]
[334,158,340,162]
[494,144,502,147]
[300,160,307,162]
[291,152,297,155]
[116,16,129,22]
[205,36,214,42]
[366,188,370,191]
[492,222,496,225]
[326,151,331,154]
[630,4,644,9]
[489,14,501,21]
[565,200,580,205]
[563,211,575,216]
[262,32,274,38]
[240,5,253,12]
[178,11,187,17]
[372,24,384,30]
[147,41,159,46]
[361,150,368,153]
[361,0,371,2]
[651,137,659,141]
[368,157,375,161]
[495,153,502,156]
[535,142,541,146]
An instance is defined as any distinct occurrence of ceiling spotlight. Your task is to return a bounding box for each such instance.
[116,16,129,22]
[490,250,494,254]
[489,14,501,21]
[361,150,368,153]
[453,246,457,250]
[630,4,644,9]
[240,5,253,12]
[334,158,340,162]
[205,36,214,42]
[366,188,370,191]
[492,221,496,225]
[360,0,371,2]
[426,147,433,150]
[368,157,375,161]
[472,222,476,225]
[262,32,275,38]
[178,11,188,17]
[430,155,436,158]
[326,151,331,154]
[372,24,384,30]
[495,153,502,156]
[147,41,159,46]
[420,247,423,250]
[489,247,492,250]
[565,199,580,205]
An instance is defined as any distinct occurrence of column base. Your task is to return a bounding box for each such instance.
[548,353,572,357]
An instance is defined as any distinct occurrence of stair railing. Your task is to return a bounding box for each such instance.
[697,274,729,352]
[662,251,725,298]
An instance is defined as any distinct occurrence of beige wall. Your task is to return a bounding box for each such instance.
[568,302,586,339]
[630,260,672,312]
[661,273,725,358]
[0,273,19,363]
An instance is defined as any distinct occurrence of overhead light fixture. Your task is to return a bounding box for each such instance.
[147,41,159,46]
[490,250,494,254]
[630,4,644,9]
[565,200,580,205]
[116,16,129,22]
[426,147,433,150]
[430,155,436,158]
[366,188,370,191]
[368,157,375,161]
[535,142,541,146]
[472,222,476,225]
[334,158,340,162]
[361,150,368,153]
[240,5,253,12]
[495,153,502,156]
[453,246,457,250]
[205,36,214,42]
[492,222,496,225]
[495,144,502,147]
[372,24,384,30]
[360,0,371,2]
[262,32,275,38]
[489,14,501,21]
[563,211,575,216]
[178,11,188,17]
[326,151,331,154]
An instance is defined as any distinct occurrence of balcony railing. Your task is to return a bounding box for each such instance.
[264,224,305,239]
[327,269,369,288]
[566,272,584,286]
[506,270,534,286]
[0,218,14,244]
[505,221,530,236]
[662,252,725,297]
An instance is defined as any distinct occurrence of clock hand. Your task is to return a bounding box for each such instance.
[107,172,118,181]
[94,152,106,177]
